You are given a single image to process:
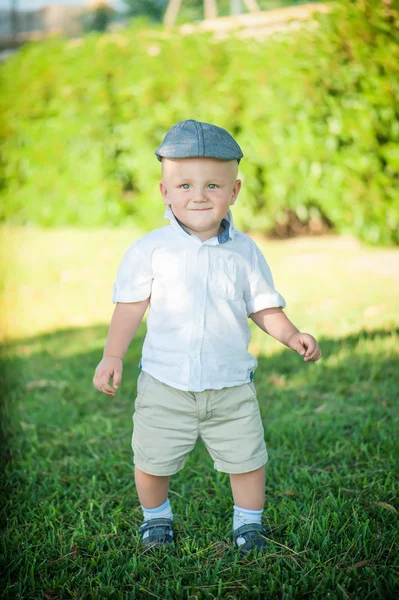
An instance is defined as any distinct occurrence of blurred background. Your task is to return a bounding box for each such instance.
[0,0,398,341]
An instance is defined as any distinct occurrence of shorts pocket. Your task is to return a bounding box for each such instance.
[246,382,259,406]
[135,371,150,411]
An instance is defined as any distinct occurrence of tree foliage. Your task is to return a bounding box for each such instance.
[1,0,398,245]
[121,0,167,22]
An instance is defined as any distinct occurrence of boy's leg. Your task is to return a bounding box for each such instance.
[229,465,265,510]
[134,466,170,507]
[198,381,268,552]
[229,466,268,552]
[135,466,174,545]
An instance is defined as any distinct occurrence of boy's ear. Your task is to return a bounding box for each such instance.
[230,179,242,205]
[160,181,170,206]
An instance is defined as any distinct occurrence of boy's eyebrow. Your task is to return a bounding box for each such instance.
[174,177,225,182]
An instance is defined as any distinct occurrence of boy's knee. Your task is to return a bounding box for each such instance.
[135,466,170,482]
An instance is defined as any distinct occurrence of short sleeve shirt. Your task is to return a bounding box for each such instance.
[113,206,286,392]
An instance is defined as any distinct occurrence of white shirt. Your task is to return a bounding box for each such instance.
[112,206,286,392]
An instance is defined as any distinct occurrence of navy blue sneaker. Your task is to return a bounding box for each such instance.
[138,518,174,549]
[233,523,269,555]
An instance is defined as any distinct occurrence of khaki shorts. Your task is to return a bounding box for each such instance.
[131,371,268,476]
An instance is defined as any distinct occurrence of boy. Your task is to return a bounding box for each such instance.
[93,120,321,555]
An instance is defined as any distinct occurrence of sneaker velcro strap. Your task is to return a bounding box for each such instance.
[138,518,173,535]
[233,523,268,544]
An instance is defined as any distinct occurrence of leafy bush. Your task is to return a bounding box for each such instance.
[0,0,398,244]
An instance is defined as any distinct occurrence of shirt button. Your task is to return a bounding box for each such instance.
[191,352,197,357]
[195,317,201,323]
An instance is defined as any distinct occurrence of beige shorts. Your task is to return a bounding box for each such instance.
[131,371,268,476]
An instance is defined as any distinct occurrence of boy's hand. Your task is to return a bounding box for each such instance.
[287,332,322,362]
[93,356,123,396]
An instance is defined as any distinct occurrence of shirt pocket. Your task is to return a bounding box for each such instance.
[210,254,241,300]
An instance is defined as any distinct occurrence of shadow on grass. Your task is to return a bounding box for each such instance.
[0,324,398,599]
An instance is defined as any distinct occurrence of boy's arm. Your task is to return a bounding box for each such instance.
[103,298,150,359]
[250,307,322,362]
[93,298,150,396]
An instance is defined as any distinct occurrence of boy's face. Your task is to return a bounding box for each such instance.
[159,157,241,242]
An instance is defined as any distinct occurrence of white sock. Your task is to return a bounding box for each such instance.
[141,498,174,540]
[233,504,263,547]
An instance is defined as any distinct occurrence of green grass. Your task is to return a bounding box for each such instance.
[1,226,398,599]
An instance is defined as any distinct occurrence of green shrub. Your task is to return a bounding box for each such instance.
[0,0,398,245]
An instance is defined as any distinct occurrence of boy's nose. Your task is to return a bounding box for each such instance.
[193,190,207,202]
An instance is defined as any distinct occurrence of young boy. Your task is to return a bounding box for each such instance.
[93,120,321,555]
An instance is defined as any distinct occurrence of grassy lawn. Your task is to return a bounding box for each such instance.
[1,226,398,599]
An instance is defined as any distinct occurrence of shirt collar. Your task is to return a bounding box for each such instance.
[164,205,236,244]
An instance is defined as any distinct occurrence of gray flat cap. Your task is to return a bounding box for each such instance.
[155,119,243,163]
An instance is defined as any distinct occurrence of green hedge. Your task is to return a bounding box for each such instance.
[1,0,398,244]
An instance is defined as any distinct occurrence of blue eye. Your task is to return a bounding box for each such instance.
[181,184,190,190]
[208,184,217,189]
